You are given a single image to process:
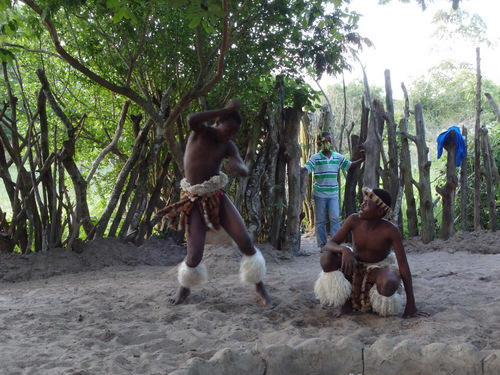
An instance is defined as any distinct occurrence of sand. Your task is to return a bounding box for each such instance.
[0,230,499,374]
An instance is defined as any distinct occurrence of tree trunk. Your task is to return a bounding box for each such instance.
[413,103,435,244]
[37,69,94,239]
[484,93,500,123]
[19,168,42,253]
[300,113,314,226]
[384,70,400,221]
[270,132,287,249]
[235,102,265,215]
[37,89,59,249]
[363,98,384,189]
[0,209,14,252]
[60,140,94,236]
[92,118,153,238]
[2,62,29,251]
[473,47,482,231]
[282,107,303,255]
[344,134,363,217]
[27,130,47,252]
[343,95,369,220]
[86,101,129,184]
[111,158,142,238]
[261,106,280,243]
[268,77,287,249]
[245,146,266,242]
[136,153,173,244]
[459,127,469,231]
[436,129,457,240]
[119,129,165,239]
[400,84,419,237]
[480,126,499,231]
[319,104,335,147]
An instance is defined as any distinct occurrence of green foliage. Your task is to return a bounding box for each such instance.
[321,59,500,235]
[0,0,365,121]
[0,0,12,12]
[289,2,366,79]
[408,61,500,154]
[0,4,19,44]
[105,0,139,24]
[324,78,384,146]
[432,8,490,46]
[283,76,322,111]
[0,0,371,250]
[452,133,499,231]
[488,123,500,197]
[0,46,14,63]
[0,18,17,35]
[186,1,225,32]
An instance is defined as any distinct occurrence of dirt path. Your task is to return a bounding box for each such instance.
[0,231,499,374]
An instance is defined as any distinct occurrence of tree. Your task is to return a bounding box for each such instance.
[0,0,367,251]
[379,0,464,12]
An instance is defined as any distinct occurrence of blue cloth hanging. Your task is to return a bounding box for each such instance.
[436,126,467,167]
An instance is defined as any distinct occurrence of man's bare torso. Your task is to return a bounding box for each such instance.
[184,126,229,185]
[350,216,395,263]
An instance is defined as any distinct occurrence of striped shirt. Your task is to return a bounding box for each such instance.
[303,151,352,198]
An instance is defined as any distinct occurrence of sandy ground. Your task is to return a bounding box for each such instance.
[0,230,499,374]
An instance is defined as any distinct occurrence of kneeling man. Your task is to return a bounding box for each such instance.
[314,187,426,318]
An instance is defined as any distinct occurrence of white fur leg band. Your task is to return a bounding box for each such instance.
[314,270,352,308]
[240,247,266,284]
[369,285,404,317]
[177,262,208,288]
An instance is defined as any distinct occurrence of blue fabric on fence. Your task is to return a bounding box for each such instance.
[436,126,467,167]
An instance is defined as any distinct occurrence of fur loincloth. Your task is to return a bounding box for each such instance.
[351,253,399,313]
[157,173,228,233]
[314,252,404,316]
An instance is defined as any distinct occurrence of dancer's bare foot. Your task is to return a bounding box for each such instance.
[255,281,272,307]
[334,300,353,318]
[169,286,190,305]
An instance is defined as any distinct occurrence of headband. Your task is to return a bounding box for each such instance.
[362,187,392,219]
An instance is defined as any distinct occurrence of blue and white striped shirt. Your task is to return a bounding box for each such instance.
[303,151,351,198]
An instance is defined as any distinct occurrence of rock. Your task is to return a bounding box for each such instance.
[169,347,264,375]
[171,338,497,375]
[365,339,484,375]
[171,337,363,375]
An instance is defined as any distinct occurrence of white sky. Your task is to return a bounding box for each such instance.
[320,0,500,92]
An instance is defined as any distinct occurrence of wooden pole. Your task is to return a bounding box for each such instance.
[414,103,435,244]
[459,127,468,231]
[384,70,400,220]
[480,126,499,231]
[399,83,419,237]
[436,129,458,240]
[473,47,482,231]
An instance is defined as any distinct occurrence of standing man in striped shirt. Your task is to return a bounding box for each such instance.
[302,131,365,252]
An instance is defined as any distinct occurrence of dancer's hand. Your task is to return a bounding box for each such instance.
[225,99,241,111]
[403,307,430,319]
[340,247,356,277]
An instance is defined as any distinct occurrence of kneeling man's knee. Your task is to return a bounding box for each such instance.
[320,251,340,273]
[376,276,400,296]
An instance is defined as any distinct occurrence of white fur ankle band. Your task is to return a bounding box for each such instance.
[177,262,208,288]
[239,247,266,284]
[314,270,352,308]
[369,285,404,317]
